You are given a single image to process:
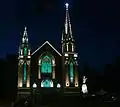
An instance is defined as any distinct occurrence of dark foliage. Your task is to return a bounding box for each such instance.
[0,54,18,101]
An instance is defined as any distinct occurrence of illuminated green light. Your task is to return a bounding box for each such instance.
[41,55,52,73]
[70,62,74,83]
[41,80,53,87]
[24,63,27,81]
[24,47,27,55]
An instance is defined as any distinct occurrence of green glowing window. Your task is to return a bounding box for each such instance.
[24,63,27,81]
[24,47,27,55]
[41,55,52,73]
[41,80,52,87]
[70,62,74,83]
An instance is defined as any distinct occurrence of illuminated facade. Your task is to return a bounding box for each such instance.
[17,3,79,97]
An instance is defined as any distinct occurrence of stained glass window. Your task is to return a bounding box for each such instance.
[41,80,53,87]
[41,55,52,73]
[23,63,27,81]
[70,62,74,83]
[24,47,27,56]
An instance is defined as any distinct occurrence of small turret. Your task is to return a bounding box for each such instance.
[22,26,28,44]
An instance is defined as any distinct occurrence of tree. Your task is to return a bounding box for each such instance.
[103,64,116,92]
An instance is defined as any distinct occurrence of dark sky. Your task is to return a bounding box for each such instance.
[0,0,120,71]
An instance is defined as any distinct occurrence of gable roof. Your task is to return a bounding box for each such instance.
[31,41,62,56]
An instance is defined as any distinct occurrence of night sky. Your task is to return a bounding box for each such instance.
[0,0,120,71]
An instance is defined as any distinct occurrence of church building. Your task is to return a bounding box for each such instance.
[17,3,80,97]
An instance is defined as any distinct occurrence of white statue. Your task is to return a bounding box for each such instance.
[83,76,87,83]
[82,76,88,94]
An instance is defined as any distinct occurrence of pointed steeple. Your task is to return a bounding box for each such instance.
[62,4,79,89]
[19,26,30,57]
[18,26,31,89]
[65,3,72,37]
[62,3,73,40]
[22,26,28,44]
[61,3,75,53]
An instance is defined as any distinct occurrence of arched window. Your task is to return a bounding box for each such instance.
[41,55,52,73]
[70,62,74,83]
[24,47,27,56]
[41,80,53,87]
[23,63,27,82]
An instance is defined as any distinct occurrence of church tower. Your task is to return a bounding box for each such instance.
[18,27,31,97]
[62,3,79,92]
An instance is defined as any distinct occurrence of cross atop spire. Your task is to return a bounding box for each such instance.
[65,3,69,10]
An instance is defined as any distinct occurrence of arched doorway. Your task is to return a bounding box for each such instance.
[41,79,53,87]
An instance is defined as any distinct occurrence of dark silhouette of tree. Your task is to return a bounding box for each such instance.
[103,64,116,93]
[114,56,120,93]
[0,59,7,98]
[0,54,18,100]
[6,54,18,100]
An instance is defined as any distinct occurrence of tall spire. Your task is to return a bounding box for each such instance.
[62,4,79,89]
[64,3,73,38]
[22,26,28,44]
[61,3,75,53]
